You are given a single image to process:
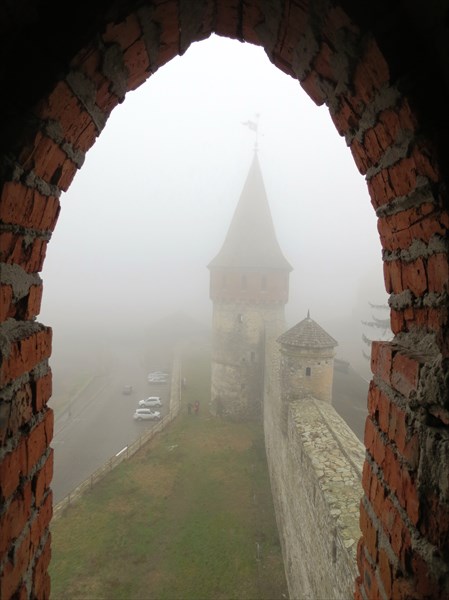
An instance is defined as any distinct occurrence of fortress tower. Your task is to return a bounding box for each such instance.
[278,311,338,403]
[208,152,292,419]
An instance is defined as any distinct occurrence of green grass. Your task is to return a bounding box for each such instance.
[50,349,288,600]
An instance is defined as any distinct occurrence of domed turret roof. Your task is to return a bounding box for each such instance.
[278,311,338,349]
[208,153,292,271]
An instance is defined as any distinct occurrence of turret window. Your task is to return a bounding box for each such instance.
[306,367,311,376]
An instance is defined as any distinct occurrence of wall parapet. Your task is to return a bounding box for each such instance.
[289,397,364,563]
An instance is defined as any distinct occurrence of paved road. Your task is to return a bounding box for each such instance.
[332,365,369,443]
[51,343,171,504]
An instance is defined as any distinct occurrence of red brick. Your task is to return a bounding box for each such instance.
[412,141,440,182]
[411,549,443,598]
[359,500,378,561]
[0,328,52,387]
[331,96,360,135]
[382,496,412,569]
[30,491,53,552]
[36,80,99,151]
[3,282,45,321]
[123,39,151,90]
[0,482,32,560]
[350,138,370,174]
[300,71,328,106]
[33,371,52,412]
[0,182,60,230]
[0,383,36,446]
[0,327,52,385]
[0,531,32,600]
[33,450,53,507]
[402,257,427,297]
[378,206,449,252]
[352,37,389,107]
[381,259,407,295]
[102,12,142,48]
[0,231,49,272]
[32,535,51,600]
[391,352,421,398]
[26,411,54,476]
[391,576,419,600]
[360,549,382,599]
[151,1,181,69]
[419,492,449,549]
[23,284,43,320]
[313,41,337,83]
[427,253,449,293]
[364,417,386,467]
[0,284,14,321]
[371,341,393,382]
[70,46,121,116]
[0,439,26,500]
[368,158,417,209]
[390,308,406,334]
[383,445,419,525]
[378,547,393,597]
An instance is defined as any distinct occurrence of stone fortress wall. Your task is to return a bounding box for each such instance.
[263,326,365,599]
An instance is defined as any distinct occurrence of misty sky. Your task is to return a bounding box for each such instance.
[40,34,388,365]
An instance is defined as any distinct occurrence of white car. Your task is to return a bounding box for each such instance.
[138,396,162,408]
[147,371,168,384]
[133,408,161,421]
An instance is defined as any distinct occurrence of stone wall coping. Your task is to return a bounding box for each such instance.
[290,397,365,556]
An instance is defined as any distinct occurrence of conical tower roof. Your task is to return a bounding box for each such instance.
[278,311,338,349]
[208,153,292,271]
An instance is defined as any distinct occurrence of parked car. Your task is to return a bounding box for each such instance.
[122,385,133,395]
[133,408,161,421]
[138,396,162,408]
[147,371,168,384]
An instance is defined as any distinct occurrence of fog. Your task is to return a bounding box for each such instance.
[40,34,389,383]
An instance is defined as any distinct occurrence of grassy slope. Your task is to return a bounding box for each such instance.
[50,350,288,600]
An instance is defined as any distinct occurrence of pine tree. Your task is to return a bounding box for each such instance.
[361,302,392,361]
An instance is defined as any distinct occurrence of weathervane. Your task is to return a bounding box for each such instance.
[242,113,261,151]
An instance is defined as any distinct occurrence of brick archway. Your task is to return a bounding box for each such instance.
[1,2,448,599]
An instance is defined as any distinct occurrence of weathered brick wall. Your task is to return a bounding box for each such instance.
[1,2,448,598]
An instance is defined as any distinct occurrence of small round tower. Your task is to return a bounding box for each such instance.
[278,311,338,411]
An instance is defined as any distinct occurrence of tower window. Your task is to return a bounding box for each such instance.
[241,383,246,391]
[306,367,311,376]
[251,351,256,362]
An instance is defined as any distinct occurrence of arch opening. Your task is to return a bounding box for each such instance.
[1,4,448,599]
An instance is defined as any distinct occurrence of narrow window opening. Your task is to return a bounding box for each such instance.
[306,367,311,376]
